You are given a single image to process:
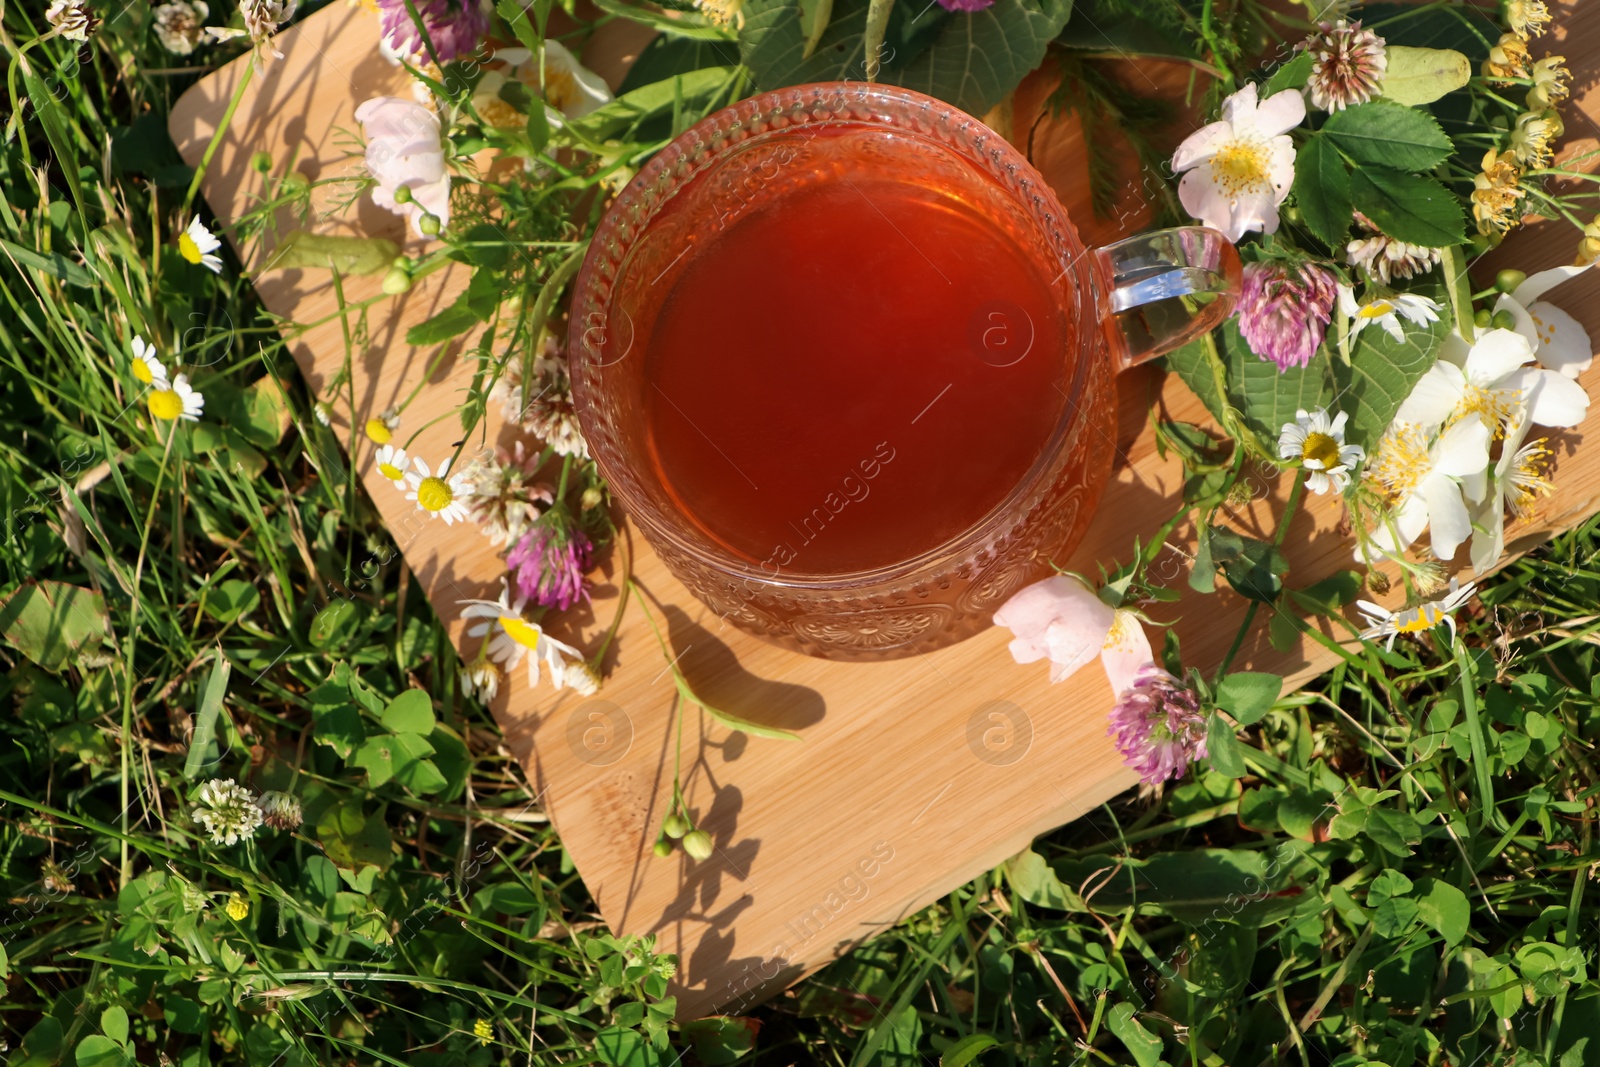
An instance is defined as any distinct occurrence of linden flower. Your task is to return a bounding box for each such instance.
[1357,578,1476,651]
[993,575,1155,694]
[1511,110,1561,168]
[1395,327,1588,436]
[1170,82,1306,243]
[1278,408,1364,495]
[1528,56,1571,111]
[1493,264,1596,379]
[1483,32,1531,83]
[458,580,589,690]
[1339,285,1441,343]
[693,0,745,29]
[1469,407,1555,574]
[147,374,205,422]
[373,444,410,488]
[1365,415,1492,562]
[404,455,473,524]
[1505,0,1550,39]
[1473,148,1525,234]
[131,337,169,388]
[179,216,224,273]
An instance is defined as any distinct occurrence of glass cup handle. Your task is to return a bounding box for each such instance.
[1092,226,1242,372]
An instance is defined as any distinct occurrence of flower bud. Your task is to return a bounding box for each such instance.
[1473,308,1492,329]
[1494,268,1526,293]
[681,830,713,861]
[392,185,414,205]
[580,486,604,512]
[280,171,309,197]
[1491,309,1517,331]
[653,839,673,858]
[662,812,689,839]
[251,151,273,173]
[382,266,413,295]
[1365,569,1390,595]
[419,212,441,236]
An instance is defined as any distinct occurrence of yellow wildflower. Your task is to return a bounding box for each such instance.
[473,1018,493,1046]
[225,893,249,921]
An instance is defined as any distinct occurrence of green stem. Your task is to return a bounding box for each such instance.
[182,61,256,216]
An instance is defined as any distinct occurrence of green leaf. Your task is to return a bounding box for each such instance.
[380,688,435,735]
[588,0,733,39]
[315,801,395,872]
[352,736,398,787]
[594,1026,666,1067]
[1379,45,1471,106]
[1206,713,1248,778]
[674,674,800,740]
[1364,806,1422,857]
[0,237,97,287]
[1323,101,1454,172]
[405,300,480,347]
[796,0,833,57]
[1415,878,1469,945]
[204,579,260,623]
[312,703,364,758]
[164,997,206,1035]
[1004,848,1082,910]
[1166,320,1332,455]
[1293,136,1353,249]
[941,1034,999,1067]
[681,1017,761,1066]
[99,1007,129,1046]
[1332,276,1449,452]
[0,580,111,670]
[1263,51,1313,93]
[1105,1004,1165,1067]
[225,376,292,449]
[567,68,738,142]
[309,599,360,649]
[74,1036,133,1067]
[1203,526,1290,604]
[1350,165,1466,247]
[740,0,1072,117]
[1214,672,1281,726]
[391,733,448,794]
[184,650,231,780]
[260,230,400,275]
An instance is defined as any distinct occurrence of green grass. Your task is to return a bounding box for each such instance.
[4,0,1600,1065]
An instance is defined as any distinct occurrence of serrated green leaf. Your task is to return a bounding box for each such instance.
[381,688,435,735]
[1293,135,1352,249]
[1332,277,1448,452]
[1166,320,1332,454]
[1379,45,1471,106]
[740,0,1071,117]
[1323,101,1454,172]
[1207,713,1248,778]
[1350,165,1466,247]
[1215,672,1281,725]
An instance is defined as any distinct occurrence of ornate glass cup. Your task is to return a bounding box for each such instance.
[569,82,1238,660]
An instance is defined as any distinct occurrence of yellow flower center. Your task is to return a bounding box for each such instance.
[1209,140,1272,196]
[1394,605,1444,634]
[378,462,405,481]
[416,476,453,512]
[499,615,541,649]
[1357,300,1395,320]
[1457,384,1519,436]
[1509,439,1555,517]
[544,66,580,114]
[133,359,154,384]
[178,232,203,264]
[1370,424,1430,499]
[365,418,392,445]
[1301,432,1344,469]
[148,389,184,420]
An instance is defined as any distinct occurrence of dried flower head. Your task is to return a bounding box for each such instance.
[491,339,591,459]
[1235,261,1338,369]
[1107,666,1209,785]
[462,441,555,547]
[191,778,264,846]
[46,0,98,40]
[1483,33,1531,83]
[1472,148,1525,234]
[1511,110,1561,168]
[256,790,303,831]
[462,661,500,703]
[507,524,594,612]
[1506,0,1551,38]
[1528,56,1571,110]
[41,860,75,897]
[152,0,208,54]
[1304,19,1387,112]
[1346,210,1443,285]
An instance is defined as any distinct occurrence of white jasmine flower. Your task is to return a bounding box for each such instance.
[1396,327,1588,435]
[131,337,169,388]
[1492,263,1596,379]
[1365,414,1492,562]
[147,374,205,422]
[1170,82,1306,243]
[1468,407,1555,574]
[1277,407,1364,495]
[1357,578,1476,651]
[1339,285,1441,343]
[458,580,588,690]
[191,778,264,845]
[179,216,224,273]
[404,455,473,524]
[354,96,450,239]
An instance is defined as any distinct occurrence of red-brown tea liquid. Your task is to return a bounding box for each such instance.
[642,125,1071,576]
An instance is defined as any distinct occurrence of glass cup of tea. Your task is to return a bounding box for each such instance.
[568,82,1239,660]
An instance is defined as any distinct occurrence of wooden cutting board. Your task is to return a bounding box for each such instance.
[170,2,1600,1017]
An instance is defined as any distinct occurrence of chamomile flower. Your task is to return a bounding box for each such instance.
[1356,578,1476,651]
[1278,408,1364,495]
[1339,285,1442,343]
[459,580,587,690]
[179,215,224,273]
[364,409,399,445]
[130,337,169,387]
[404,455,473,524]
[373,444,410,488]
[147,374,205,422]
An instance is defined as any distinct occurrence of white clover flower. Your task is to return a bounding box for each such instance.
[256,790,303,830]
[191,778,263,845]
